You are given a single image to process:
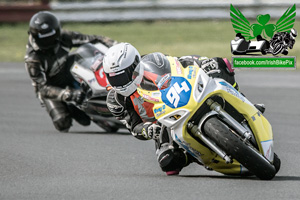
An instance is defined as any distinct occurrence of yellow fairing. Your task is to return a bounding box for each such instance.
[137,56,272,175]
[205,90,273,174]
[215,90,273,152]
[137,56,196,119]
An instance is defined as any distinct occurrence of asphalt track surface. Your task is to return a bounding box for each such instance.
[1,63,300,200]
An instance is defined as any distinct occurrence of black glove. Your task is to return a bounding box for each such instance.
[142,122,161,140]
[95,36,118,48]
[105,39,118,47]
[62,89,85,105]
[200,58,220,74]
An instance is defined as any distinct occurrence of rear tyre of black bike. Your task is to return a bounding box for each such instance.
[203,116,276,180]
[94,120,119,133]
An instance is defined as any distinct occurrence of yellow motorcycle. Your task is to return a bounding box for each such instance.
[133,53,280,180]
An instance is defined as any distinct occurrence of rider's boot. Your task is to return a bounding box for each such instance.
[44,99,72,132]
[165,151,194,176]
[157,144,193,176]
[68,104,91,126]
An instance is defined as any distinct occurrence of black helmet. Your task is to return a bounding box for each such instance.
[29,11,61,50]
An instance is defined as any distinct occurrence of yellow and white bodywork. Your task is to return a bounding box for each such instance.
[137,56,274,175]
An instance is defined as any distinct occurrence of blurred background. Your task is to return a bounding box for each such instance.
[0,0,299,64]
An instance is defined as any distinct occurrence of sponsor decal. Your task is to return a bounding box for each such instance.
[175,60,182,75]
[192,67,197,78]
[187,66,196,79]
[261,140,274,162]
[157,73,171,90]
[142,94,159,102]
[152,92,161,98]
[154,105,165,113]
[187,66,194,79]
[219,81,245,102]
[175,134,202,158]
[161,77,192,108]
[154,105,165,117]
[88,78,96,84]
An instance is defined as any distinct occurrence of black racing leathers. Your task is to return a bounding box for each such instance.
[25,30,116,100]
[25,30,117,131]
[106,91,147,140]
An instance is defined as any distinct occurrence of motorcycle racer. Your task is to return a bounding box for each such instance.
[269,28,297,55]
[103,43,239,175]
[24,11,117,132]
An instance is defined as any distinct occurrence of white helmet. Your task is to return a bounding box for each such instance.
[103,43,141,97]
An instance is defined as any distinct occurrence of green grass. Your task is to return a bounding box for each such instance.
[63,20,238,58]
[0,20,299,66]
[0,23,29,62]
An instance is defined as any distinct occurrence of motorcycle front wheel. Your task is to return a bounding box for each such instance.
[203,116,277,180]
[272,43,283,55]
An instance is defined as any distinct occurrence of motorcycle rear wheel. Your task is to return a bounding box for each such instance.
[203,116,277,180]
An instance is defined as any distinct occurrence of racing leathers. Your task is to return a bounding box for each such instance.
[25,30,117,132]
[106,54,238,174]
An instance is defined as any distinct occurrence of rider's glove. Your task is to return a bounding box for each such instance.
[200,59,220,74]
[32,83,45,107]
[97,36,118,48]
[62,88,85,105]
[142,122,161,140]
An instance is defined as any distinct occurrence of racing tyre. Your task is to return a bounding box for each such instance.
[203,116,276,180]
[273,153,281,173]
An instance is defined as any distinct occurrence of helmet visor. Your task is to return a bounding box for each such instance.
[106,63,136,87]
[31,30,58,50]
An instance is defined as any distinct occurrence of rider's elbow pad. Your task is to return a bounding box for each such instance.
[106,89,125,117]
[25,62,46,84]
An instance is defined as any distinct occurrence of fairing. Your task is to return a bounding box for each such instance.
[136,56,274,175]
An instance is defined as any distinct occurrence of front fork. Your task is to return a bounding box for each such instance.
[187,98,255,164]
[206,99,252,142]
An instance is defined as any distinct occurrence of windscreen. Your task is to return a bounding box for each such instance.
[133,52,171,91]
[74,43,104,72]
